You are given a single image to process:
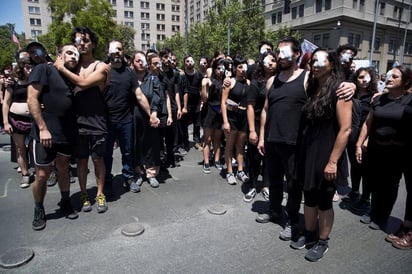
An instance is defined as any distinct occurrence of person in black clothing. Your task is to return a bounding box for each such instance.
[243,51,277,202]
[356,66,412,248]
[28,43,80,230]
[342,67,377,214]
[103,40,152,193]
[180,55,203,151]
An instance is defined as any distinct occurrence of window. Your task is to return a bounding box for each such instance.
[172,5,180,12]
[140,1,149,9]
[373,37,380,51]
[28,0,39,2]
[125,21,134,28]
[157,14,165,21]
[113,9,117,17]
[141,23,150,30]
[352,0,357,9]
[292,5,304,19]
[109,0,116,5]
[388,39,395,54]
[313,33,330,48]
[31,29,42,38]
[30,18,41,26]
[325,0,331,10]
[156,3,165,10]
[172,15,180,22]
[292,7,297,19]
[124,0,133,7]
[315,0,322,13]
[172,25,180,32]
[141,12,150,20]
[404,42,412,55]
[157,34,166,41]
[196,14,201,21]
[298,5,304,17]
[141,33,150,41]
[157,24,165,31]
[28,6,40,14]
[393,6,403,19]
[124,11,134,18]
[380,2,385,15]
[348,33,361,48]
[359,0,364,12]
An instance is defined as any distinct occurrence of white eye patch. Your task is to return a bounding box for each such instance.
[109,43,117,54]
[35,48,44,56]
[364,73,371,83]
[315,51,328,67]
[279,46,292,61]
[19,53,26,59]
[386,70,392,82]
[141,56,147,67]
[75,37,82,45]
[156,62,162,69]
[263,56,271,67]
[341,53,352,64]
[242,64,248,71]
[260,46,268,55]
[199,60,206,66]
[218,66,225,73]
[187,57,194,65]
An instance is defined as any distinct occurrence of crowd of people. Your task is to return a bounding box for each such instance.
[0,26,411,261]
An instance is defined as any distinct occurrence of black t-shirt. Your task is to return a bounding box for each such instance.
[10,83,29,103]
[28,63,76,144]
[159,68,179,110]
[248,79,266,120]
[104,65,137,123]
[182,70,202,110]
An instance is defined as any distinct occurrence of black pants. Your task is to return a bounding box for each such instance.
[247,142,268,189]
[347,143,371,200]
[160,111,177,165]
[264,142,302,224]
[181,109,201,146]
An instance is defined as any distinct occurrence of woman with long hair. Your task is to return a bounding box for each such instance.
[2,49,33,188]
[295,49,352,261]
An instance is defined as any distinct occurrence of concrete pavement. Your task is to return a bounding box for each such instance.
[0,133,410,273]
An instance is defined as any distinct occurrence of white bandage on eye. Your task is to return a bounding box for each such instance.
[157,62,162,69]
[263,56,271,67]
[315,51,328,67]
[141,56,147,67]
[260,46,268,55]
[279,46,292,61]
[75,37,82,45]
[73,50,80,62]
[385,70,392,82]
[19,53,26,59]
[242,64,248,71]
[341,53,352,64]
[364,73,371,84]
[219,66,225,73]
[187,57,194,65]
[35,48,43,56]
[199,61,206,66]
[109,43,117,54]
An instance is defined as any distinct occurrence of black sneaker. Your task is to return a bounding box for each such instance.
[305,239,329,262]
[32,207,46,231]
[59,199,79,219]
[243,188,257,202]
[342,190,360,202]
[360,212,371,224]
[351,198,371,214]
[255,211,282,224]
[290,230,317,250]
[202,163,211,174]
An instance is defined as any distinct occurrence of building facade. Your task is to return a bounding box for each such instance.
[265,0,412,73]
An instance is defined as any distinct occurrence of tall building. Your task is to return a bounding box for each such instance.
[21,0,185,50]
[265,0,412,73]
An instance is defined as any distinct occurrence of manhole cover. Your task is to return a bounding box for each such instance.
[121,223,145,237]
[0,247,34,269]
[207,204,227,215]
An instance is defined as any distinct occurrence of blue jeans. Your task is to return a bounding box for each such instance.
[105,120,134,181]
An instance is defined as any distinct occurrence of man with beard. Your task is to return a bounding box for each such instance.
[257,36,355,249]
[103,40,153,193]
[28,43,79,230]
[55,27,110,213]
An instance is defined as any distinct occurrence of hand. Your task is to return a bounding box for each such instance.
[39,128,52,148]
[355,146,363,164]
[4,77,14,88]
[336,82,355,101]
[54,56,65,71]
[223,122,230,134]
[167,116,173,126]
[223,77,231,88]
[257,139,265,156]
[3,123,12,135]
[249,131,258,145]
[177,109,182,120]
[181,107,188,115]
[324,161,337,181]
[149,115,160,128]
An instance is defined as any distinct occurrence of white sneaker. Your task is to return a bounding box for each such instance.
[226,173,237,185]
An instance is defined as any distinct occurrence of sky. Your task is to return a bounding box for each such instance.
[0,0,24,33]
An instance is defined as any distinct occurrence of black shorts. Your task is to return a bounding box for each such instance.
[227,109,248,132]
[33,140,73,166]
[201,104,223,129]
[303,181,336,210]
[75,134,107,159]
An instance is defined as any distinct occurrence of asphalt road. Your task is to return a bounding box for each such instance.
[0,132,410,273]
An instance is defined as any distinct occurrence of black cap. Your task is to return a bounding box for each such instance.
[27,41,47,51]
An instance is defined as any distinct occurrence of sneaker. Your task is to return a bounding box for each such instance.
[236,171,249,183]
[129,178,141,193]
[392,230,412,250]
[214,161,223,171]
[243,188,257,202]
[261,188,269,201]
[342,190,360,202]
[351,198,371,214]
[279,223,292,241]
[175,147,187,156]
[290,231,317,250]
[148,177,159,188]
[136,176,144,186]
[256,211,282,224]
[20,175,30,189]
[202,163,211,174]
[305,239,329,262]
[226,172,237,185]
[32,207,46,231]
[80,192,92,212]
[96,194,108,213]
[360,213,371,224]
[47,171,57,187]
[369,221,381,230]
[59,199,78,219]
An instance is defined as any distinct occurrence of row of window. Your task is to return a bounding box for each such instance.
[124,22,180,32]
[108,0,180,12]
[122,11,180,21]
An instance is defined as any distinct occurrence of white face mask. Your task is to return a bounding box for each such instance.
[315,51,328,67]
[70,49,80,62]
[278,46,292,61]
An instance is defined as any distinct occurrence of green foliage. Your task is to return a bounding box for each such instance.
[0,25,20,69]
[116,24,136,56]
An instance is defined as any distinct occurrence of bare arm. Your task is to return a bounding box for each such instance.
[324,99,352,181]
[247,102,258,145]
[257,76,274,156]
[175,83,182,119]
[27,83,53,148]
[2,87,12,134]
[336,82,356,101]
[221,79,234,133]
[201,78,209,103]
[355,110,373,163]
[166,91,173,126]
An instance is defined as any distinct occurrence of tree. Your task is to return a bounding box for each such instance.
[117,24,136,57]
[0,24,20,69]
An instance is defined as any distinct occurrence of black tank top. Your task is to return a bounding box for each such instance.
[228,79,248,108]
[11,83,28,103]
[265,70,307,144]
[208,78,222,106]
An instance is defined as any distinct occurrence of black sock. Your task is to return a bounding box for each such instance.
[61,191,70,200]
[35,202,43,209]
